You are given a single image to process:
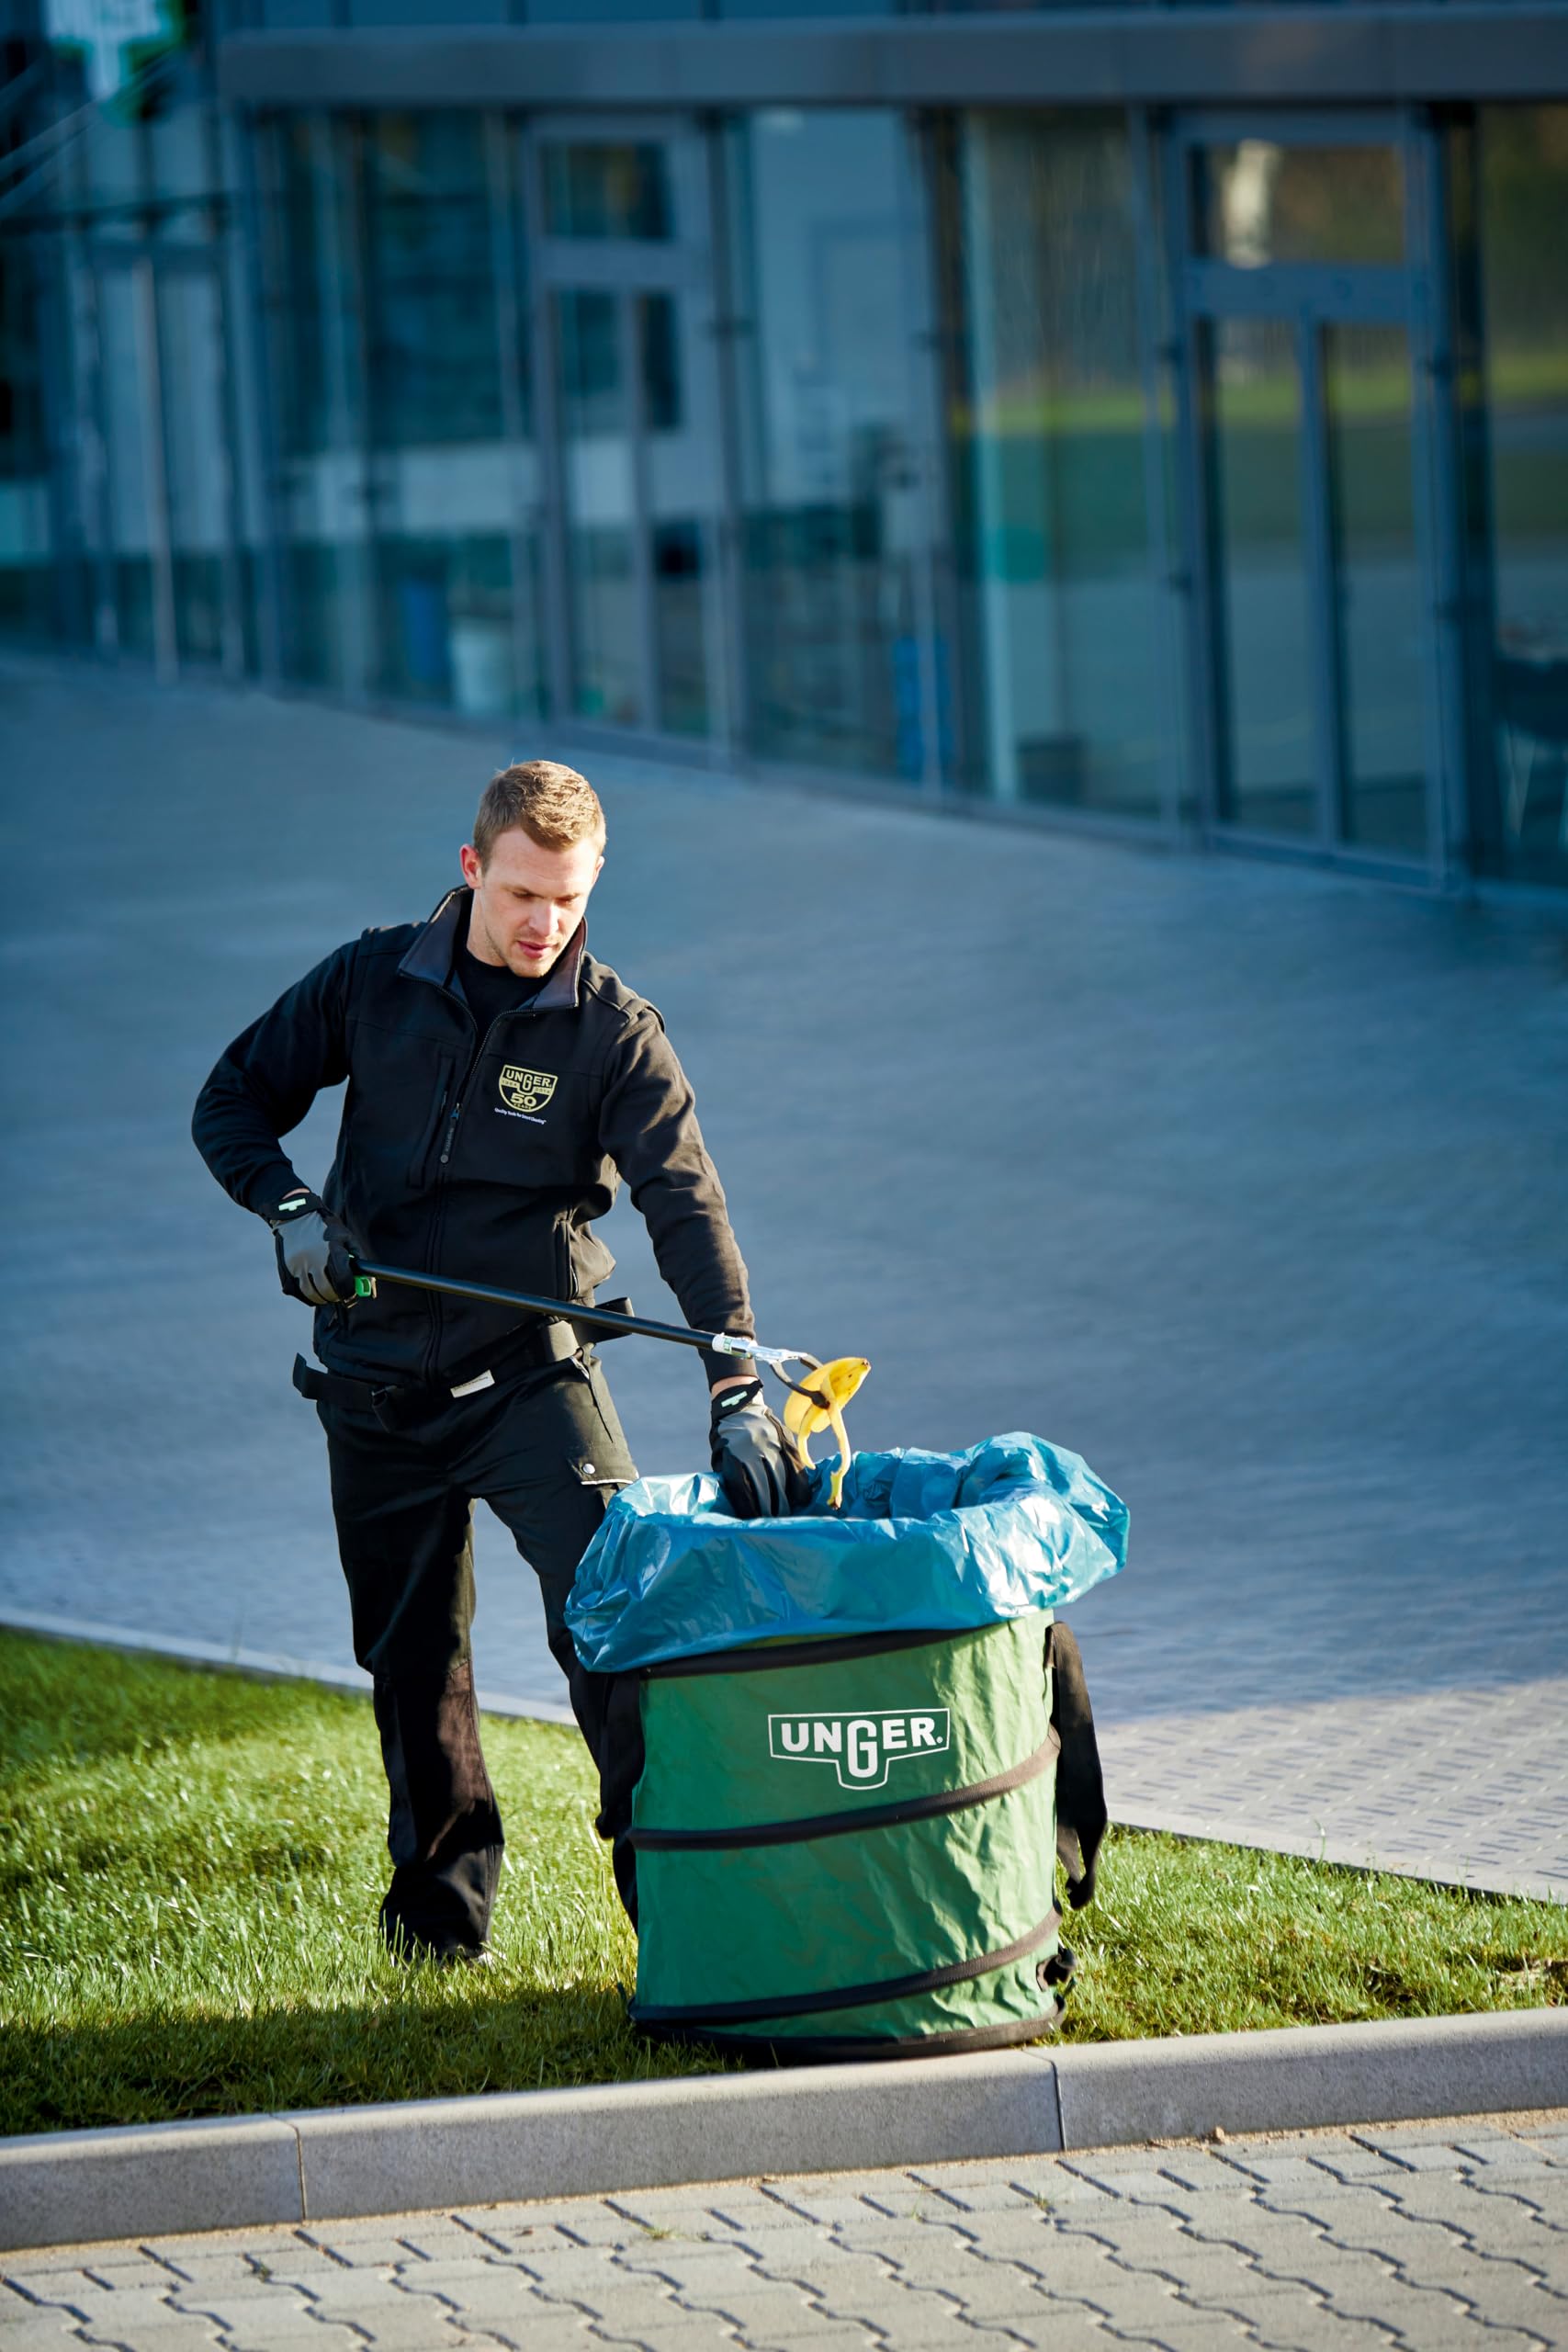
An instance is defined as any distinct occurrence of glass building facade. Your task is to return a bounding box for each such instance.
[4,0,1568,899]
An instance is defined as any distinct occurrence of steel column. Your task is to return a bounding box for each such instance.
[517,123,574,725]
[231,109,288,685]
[700,111,741,763]
[130,251,178,682]
[1296,310,1343,849]
[1404,107,1471,888]
[485,110,542,720]
[1164,128,1224,835]
[898,109,945,797]
[1129,105,1188,838]
[623,287,660,733]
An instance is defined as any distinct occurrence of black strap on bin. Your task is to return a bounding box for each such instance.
[645,1625,958,1679]
[597,1615,1108,1928]
[629,1729,1059,1852]
[629,1910,1062,2030]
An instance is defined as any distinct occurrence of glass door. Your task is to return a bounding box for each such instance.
[1173,121,1446,871]
[528,127,725,741]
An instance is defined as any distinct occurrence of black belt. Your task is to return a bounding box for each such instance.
[293,1297,631,1430]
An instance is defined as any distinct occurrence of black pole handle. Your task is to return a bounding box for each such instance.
[352,1257,741,1357]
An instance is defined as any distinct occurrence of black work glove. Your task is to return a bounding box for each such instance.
[267,1189,359,1307]
[710,1379,811,1520]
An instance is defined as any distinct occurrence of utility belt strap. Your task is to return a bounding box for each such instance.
[291,1295,632,1425]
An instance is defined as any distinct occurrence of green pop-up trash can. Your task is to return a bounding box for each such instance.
[567,1432,1126,2062]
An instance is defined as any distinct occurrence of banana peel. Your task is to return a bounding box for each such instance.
[781,1356,871,1510]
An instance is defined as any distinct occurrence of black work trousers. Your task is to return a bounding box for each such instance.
[314,1349,637,1956]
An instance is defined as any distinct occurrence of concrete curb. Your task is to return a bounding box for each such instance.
[2,2009,1563,2253]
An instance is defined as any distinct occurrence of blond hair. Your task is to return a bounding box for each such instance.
[472,761,605,863]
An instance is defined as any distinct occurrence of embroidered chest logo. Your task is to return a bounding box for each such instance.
[767,1709,951,1792]
[499,1066,558,1115]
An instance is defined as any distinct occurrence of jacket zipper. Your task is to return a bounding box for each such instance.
[417,998,542,1383]
[436,1008,533,1167]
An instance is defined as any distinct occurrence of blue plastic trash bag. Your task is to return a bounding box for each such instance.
[566,1430,1128,1674]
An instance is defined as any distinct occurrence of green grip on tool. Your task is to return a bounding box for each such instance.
[354,1274,376,1301]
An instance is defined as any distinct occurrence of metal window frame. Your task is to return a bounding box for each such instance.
[237,108,290,684]
[917,103,1184,834]
[1167,104,1460,880]
[702,107,746,764]
[524,108,731,749]
[276,107,371,701]
[96,246,178,680]
[483,109,543,721]
[897,107,946,799]
[516,121,574,722]
[1404,105,1471,889]
[1129,104,1187,840]
[199,98,251,684]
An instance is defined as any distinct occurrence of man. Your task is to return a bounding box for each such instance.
[193,760,801,1964]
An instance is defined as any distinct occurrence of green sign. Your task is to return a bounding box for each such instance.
[44,0,184,112]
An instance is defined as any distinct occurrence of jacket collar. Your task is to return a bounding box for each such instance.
[398,887,586,1012]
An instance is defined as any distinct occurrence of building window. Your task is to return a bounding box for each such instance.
[0,241,55,640]
[728,109,930,779]
[260,115,364,693]
[941,111,1165,819]
[362,112,537,717]
[543,143,671,243]
[1469,107,1568,888]
[258,112,541,715]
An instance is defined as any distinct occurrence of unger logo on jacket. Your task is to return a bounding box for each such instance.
[767,1709,951,1792]
[499,1065,557,1114]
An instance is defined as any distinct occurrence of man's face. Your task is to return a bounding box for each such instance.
[458,827,604,978]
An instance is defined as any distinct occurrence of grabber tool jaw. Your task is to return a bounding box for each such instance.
[774,1356,872,1513]
[709,1334,874,1512]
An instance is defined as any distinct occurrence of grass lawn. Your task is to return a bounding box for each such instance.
[2,1630,1562,2139]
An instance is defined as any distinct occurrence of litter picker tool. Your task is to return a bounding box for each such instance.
[351,1260,869,1508]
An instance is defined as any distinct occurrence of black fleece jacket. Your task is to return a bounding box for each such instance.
[191,888,756,1387]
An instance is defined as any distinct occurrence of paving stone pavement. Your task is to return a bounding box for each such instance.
[5,2116,1568,2351]
[2,653,1567,1898]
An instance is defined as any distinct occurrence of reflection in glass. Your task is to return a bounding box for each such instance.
[1198,143,1404,269]
[81,108,143,209]
[0,241,55,637]
[362,113,531,715]
[149,100,217,246]
[1207,318,1316,835]
[1324,324,1428,856]
[1474,106,1568,885]
[639,290,710,735]
[97,266,157,658]
[158,271,231,666]
[557,288,640,726]
[544,144,671,242]
[730,109,922,776]
[260,116,367,693]
[948,110,1163,815]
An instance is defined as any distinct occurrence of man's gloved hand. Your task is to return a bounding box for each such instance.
[710,1379,810,1520]
[267,1189,359,1307]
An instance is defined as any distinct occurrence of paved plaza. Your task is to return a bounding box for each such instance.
[1,652,1566,1895]
[5,2117,1568,2351]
